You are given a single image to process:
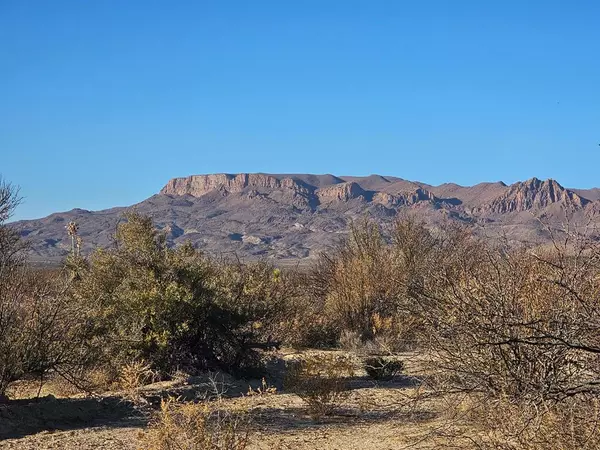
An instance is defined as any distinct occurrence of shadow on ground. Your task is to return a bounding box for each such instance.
[346,374,421,390]
[0,396,146,440]
[247,404,436,434]
[138,372,421,405]
[0,369,423,441]
[241,374,430,434]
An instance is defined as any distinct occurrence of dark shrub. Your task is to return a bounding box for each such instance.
[363,357,404,381]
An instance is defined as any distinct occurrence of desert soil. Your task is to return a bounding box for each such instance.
[0,351,454,450]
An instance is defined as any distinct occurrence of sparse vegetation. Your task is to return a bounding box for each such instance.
[246,377,277,397]
[0,179,98,398]
[4,178,600,448]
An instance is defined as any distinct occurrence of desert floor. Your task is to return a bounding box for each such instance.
[0,351,464,450]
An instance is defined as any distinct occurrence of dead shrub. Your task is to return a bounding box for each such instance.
[0,179,105,399]
[42,375,85,398]
[338,330,362,352]
[319,220,401,343]
[83,366,121,393]
[284,354,355,420]
[457,395,600,449]
[407,222,600,447]
[139,396,250,450]
[0,263,100,398]
[308,217,434,351]
[415,232,600,402]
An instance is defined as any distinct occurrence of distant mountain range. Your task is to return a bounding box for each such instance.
[12,173,600,264]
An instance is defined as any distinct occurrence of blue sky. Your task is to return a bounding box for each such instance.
[2,1,599,221]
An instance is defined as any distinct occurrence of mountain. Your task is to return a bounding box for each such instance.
[481,178,588,214]
[11,173,600,264]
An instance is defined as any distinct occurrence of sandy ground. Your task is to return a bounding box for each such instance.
[0,351,456,450]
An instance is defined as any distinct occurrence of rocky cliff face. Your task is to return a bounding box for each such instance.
[316,182,366,203]
[373,188,437,207]
[482,178,588,214]
[161,173,311,197]
[160,175,439,208]
[13,173,600,264]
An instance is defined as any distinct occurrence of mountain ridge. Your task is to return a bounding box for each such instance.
[12,173,600,263]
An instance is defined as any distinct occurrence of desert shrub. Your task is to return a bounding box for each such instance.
[139,396,250,450]
[118,360,157,403]
[39,375,86,398]
[404,224,600,447]
[318,220,400,343]
[338,330,362,352]
[413,232,600,402]
[0,265,104,398]
[284,353,355,419]
[309,217,434,350]
[363,356,404,381]
[81,366,121,393]
[367,312,423,354]
[70,212,287,378]
[208,259,294,349]
[282,313,338,349]
[258,216,440,351]
[278,270,339,349]
[0,179,27,396]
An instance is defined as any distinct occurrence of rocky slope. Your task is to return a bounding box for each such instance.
[482,178,588,214]
[12,173,600,264]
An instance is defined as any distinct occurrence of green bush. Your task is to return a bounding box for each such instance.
[70,212,288,378]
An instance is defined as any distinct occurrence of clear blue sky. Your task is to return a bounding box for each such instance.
[2,1,599,221]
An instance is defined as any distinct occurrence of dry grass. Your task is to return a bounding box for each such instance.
[138,397,250,450]
[118,360,157,404]
[246,378,277,398]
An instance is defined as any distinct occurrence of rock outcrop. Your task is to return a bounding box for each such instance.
[373,188,437,206]
[482,178,588,214]
[316,182,366,203]
[161,173,309,197]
